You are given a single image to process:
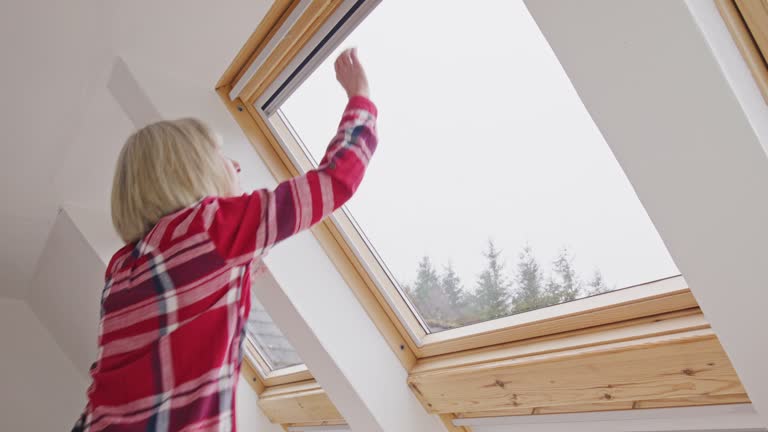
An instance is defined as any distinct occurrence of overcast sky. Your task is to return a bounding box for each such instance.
[280,0,679,292]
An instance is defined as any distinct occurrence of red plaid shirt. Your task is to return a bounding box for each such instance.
[76,96,377,432]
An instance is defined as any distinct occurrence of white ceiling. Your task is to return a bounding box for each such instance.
[0,0,275,298]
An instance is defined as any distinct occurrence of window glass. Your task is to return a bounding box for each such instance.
[278,0,679,332]
[246,294,302,370]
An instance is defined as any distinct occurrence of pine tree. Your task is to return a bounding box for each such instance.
[511,244,548,313]
[545,248,582,304]
[401,281,414,300]
[473,240,512,321]
[586,269,610,296]
[410,256,445,327]
[440,263,467,325]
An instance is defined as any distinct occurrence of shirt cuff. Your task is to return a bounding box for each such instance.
[347,95,377,117]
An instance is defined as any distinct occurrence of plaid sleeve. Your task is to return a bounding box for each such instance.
[206,96,378,263]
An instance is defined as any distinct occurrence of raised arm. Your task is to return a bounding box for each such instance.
[207,48,377,264]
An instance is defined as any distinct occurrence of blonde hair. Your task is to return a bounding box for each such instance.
[111,118,233,243]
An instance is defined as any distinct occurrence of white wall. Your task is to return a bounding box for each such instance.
[235,376,285,432]
[0,0,274,299]
[0,298,88,431]
[28,209,109,376]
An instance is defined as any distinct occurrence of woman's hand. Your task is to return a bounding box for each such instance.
[335,48,370,99]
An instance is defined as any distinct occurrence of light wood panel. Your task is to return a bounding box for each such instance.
[217,0,296,90]
[244,340,313,387]
[258,380,344,425]
[283,420,347,429]
[455,408,534,419]
[241,358,266,395]
[239,1,345,101]
[455,402,652,419]
[439,414,471,432]
[409,327,746,414]
[412,310,706,374]
[534,402,634,415]
[735,0,768,56]
[634,393,750,409]
[420,280,697,357]
[451,393,750,420]
[717,0,768,103]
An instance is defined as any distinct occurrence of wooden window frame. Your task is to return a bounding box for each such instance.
[241,340,343,428]
[717,0,768,103]
[217,2,753,424]
[218,0,701,368]
[243,338,312,387]
[408,310,749,416]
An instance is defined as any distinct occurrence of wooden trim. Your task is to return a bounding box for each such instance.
[633,393,751,409]
[419,277,695,357]
[534,402,635,415]
[455,408,534,419]
[241,358,266,395]
[717,0,768,103]
[735,0,768,58]
[409,315,746,414]
[439,414,470,432]
[217,87,294,179]
[308,215,419,368]
[452,394,751,420]
[258,380,344,425]
[411,310,707,374]
[244,326,313,386]
[238,1,345,102]
[217,0,297,90]
[262,366,314,388]
[283,420,348,428]
[245,338,273,373]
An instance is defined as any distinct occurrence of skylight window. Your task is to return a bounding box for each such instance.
[257,0,679,334]
[245,295,302,371]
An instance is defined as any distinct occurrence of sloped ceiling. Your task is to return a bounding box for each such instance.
[0,0,274,298]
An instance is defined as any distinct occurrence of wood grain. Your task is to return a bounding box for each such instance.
[241,358,266,395]
[634,393,750,409]
[284,420,347,428]
[534,402,634,415]
[240,1,345,102]
[409,329,745,414]
[258,380,344,425]
[450,393,749,420]
[455,407,534,419]
[243,339,313,386]
[439,414,471,432]
[736,0,768,56]
[421,290,698,357]
[217,0,296,90]
[717,0,768,103]
[412,311,707,374]
[419,279,697,356]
